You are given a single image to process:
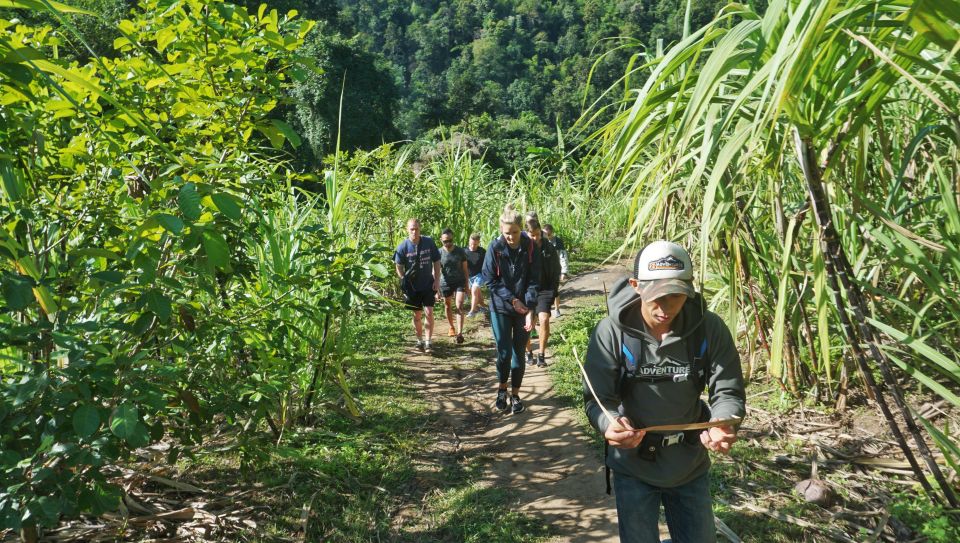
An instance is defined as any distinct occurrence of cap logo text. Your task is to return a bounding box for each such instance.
[648,255,684,272]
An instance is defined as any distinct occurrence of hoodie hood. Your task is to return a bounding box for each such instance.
[606,276,706,342]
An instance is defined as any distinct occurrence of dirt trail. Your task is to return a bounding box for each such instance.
[403,260,633,542]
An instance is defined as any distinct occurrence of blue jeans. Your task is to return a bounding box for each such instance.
[488,309,528,388]
[613,470,716,543]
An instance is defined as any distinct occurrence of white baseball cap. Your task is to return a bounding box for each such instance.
[633,241,695,300]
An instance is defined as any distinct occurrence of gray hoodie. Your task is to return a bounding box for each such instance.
[584,276,746,487]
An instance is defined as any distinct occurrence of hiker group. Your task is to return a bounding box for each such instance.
[393,205,567,414]
[394,210,746,543]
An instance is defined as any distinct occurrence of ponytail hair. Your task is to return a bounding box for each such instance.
[499,204,522,227]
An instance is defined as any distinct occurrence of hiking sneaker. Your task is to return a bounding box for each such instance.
[552,308,561,318]
[525,351,535,366]
[423,341,432,354]
[536,353,546,368]
[456,333,465,344]
[511,394,525,414]
[415,339,425,352]
[448,327,457,337]
[495,389,508,411]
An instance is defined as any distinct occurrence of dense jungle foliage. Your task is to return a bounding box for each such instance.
[19,0,730,170]
[0,0,633,535]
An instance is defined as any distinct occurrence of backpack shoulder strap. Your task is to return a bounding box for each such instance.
[686,317,709,392]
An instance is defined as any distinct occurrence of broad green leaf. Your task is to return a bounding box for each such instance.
[141,289,172,322]
[202,230,230,271]
[270,119,301,148]
[367,263,388,278]
[91,270,123,284]
[155,28,177,53]
[109,404,139,440]
[257,123,285,149]
[211,193,242,220]
[2,273,33,310]
[155,213,184,235]
[72,405,100,438]
[178,183,201,221]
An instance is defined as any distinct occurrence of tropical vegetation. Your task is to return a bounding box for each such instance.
[583,0,960,508]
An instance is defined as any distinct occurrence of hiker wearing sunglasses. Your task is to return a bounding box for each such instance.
[438,228,469,344]
[482,204,542,414]
[394,218,442,354]
[583,241,746,543]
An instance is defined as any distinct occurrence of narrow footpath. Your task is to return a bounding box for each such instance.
[402,261,632,542]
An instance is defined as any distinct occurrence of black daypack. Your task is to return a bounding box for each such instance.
[401,241,422,301]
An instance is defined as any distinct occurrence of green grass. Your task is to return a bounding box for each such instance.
[566,237,628,277]
[549,300,608,455]
[173,305,550,542]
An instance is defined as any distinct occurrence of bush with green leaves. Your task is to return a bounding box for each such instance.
[0,0,383,533]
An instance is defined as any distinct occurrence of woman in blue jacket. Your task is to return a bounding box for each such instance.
[482,205,542,414]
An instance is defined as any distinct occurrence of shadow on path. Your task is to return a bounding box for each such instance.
[398,263,634,542]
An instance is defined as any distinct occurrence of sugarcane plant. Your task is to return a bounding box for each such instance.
[583,0,960,507]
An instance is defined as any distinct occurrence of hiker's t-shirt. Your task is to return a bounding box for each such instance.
[465,246,485,277]
[440,246,468,288]
[394,236,441,292]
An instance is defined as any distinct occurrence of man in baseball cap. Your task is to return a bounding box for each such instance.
[633,240,697,301]
[583,240,746,543]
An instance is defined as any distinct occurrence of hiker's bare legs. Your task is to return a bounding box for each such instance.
[469,281,482,313]
[455,290,465,334]
[444,295,456,331]
[423,306,434,341]
[537,311,551,355]
[412,309,424,339]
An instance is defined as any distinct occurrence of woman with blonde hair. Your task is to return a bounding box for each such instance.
[482,205,541,414]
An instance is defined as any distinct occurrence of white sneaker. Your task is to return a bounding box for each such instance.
[466,311,476,318]
[551,309,561,318]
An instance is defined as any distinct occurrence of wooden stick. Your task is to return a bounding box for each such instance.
[571,340,739,434]
[571,342,621,431]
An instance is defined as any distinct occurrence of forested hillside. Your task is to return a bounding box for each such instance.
[23,0,727,170]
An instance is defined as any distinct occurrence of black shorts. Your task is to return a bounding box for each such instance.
[440,282,466,299]
[536,290,556,314]
[404,289,436,310]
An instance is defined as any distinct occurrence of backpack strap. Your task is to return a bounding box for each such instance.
[686,320,709,392]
